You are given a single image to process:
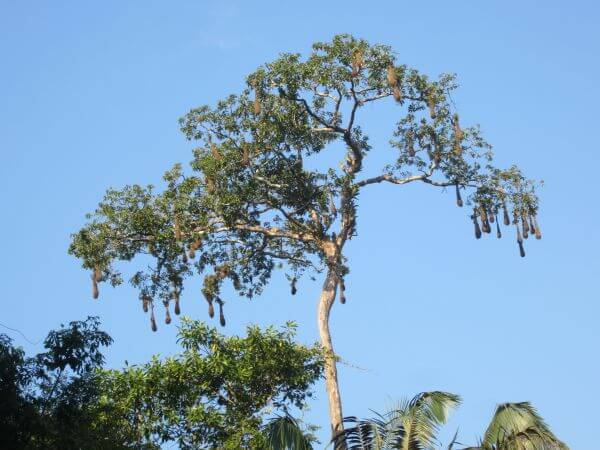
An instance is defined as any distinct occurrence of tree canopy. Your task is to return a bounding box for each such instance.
[0,317,119,449]
[96,320,324,449]
[69,34,541,327]
[0,318,324,449]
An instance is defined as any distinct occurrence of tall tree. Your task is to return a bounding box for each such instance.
[69,34,542,439]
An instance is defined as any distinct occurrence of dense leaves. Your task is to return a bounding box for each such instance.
[69,34,542,328]
[95,319,324,449]
[0,318,323,449]
[0,317,123,449]
[0,334,37,448]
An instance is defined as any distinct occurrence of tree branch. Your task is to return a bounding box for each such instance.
[282,89,346,135]
[194,223,316,245]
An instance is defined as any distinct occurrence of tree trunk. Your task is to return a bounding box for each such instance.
[317,269,346,447]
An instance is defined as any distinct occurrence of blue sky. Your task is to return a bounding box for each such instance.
[1,1,598,447]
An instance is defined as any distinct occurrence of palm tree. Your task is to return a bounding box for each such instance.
[460,402,569,450]
[332,391,461,449]
[264,414,315,450]
[332,393,569,450]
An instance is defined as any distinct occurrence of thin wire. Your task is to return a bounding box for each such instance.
[0,322,41,345]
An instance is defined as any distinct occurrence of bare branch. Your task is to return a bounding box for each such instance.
[312,88,339,103]
[356,173,428,187]
[311,127,338,133]
[193,223,316,245]
[363,92,392,103]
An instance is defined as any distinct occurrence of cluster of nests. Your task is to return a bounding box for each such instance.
[455,186,542,258]
[89,203,540,332]
[90,267,182,332]
[141,292,180,332]
[89,196,541,332]
[88,59,540,330]
[90,231,226,332]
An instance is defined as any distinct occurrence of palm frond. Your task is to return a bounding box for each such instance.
[412,391,462,424]
[332,414,393,449]
[402,391,462,449]
[332,392,461,450]
[447,429,460,450]
[481,402,568,450]
[264,414,314,450]
[495,426,569,450]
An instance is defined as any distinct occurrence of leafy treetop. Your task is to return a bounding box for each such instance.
[97,319,324,449]
[0,317,118,449]
[69,34,542,328]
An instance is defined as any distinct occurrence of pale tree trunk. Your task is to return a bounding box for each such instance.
[317,269,346,447]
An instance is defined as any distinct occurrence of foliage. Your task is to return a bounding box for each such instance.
[334,394,568,450]
[0,317,124,449]
[95,319,324,449]
[264,414,316,450]
[0,318,322,449]
[69,34,542,329]
[0,334,37,448]
[461,402,569,450]
[333,391,460,449]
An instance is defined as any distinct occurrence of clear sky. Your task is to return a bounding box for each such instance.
[1,1,598,447]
